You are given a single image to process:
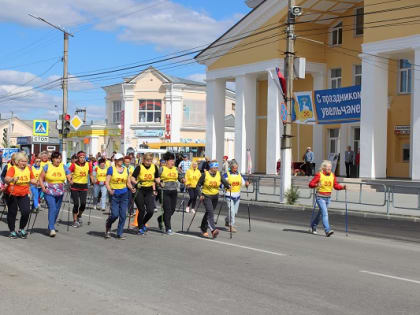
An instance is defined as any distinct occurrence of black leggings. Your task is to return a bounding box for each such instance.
[135,188,155,228]
[201,195,218,232]
[187,188,198,208]
[6,195,31,232]
[71,190,87,216]
[157,190,177,231]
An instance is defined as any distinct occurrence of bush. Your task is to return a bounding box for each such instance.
[285,186,300,205]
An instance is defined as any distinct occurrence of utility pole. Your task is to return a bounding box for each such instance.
[29,14,73,162]
[280,0,301,201]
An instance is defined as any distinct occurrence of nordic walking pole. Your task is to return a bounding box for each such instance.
[229,189,232,239]
[215,195,224,225]
[87,189,93,226]
[181,190,186,232]
[67,190,71,232]
[187,199,201,233]
[160,183,165,234]
[345,188,348,237]
[246,185,251,232]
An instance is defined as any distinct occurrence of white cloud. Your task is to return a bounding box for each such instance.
[0,0,241,50]
[186,73,205,83]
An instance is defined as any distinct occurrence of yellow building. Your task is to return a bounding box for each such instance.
[196,0,420,179]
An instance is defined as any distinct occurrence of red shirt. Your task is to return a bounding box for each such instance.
[309,171,344,196]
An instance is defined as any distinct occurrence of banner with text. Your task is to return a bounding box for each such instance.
[314,85,361,124]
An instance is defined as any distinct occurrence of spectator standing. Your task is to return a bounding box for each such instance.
[344,146,355,178]
[303,147,314,176]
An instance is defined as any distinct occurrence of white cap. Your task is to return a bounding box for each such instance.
[114,153,124,160]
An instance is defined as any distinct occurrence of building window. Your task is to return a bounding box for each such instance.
[139,99,162,123]
[355,7,364,36]
[354,65,362,86]
[399,59,412,94]
[353,127,360,153]
[183,100,206,127]
[329,128,340,154]
[232,103,236,111]
[112,101,121,124]
[402,143,410,162]
[331,22,343,46]
[330,68,342,89]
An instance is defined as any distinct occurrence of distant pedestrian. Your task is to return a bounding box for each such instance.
[30,157,43,213]
[178,154,191,192]
[309,160,346,237]
[303,147,314,176]
[222,156,229,174]
[345,146,355,178]
[185,161,201,213]
[93,158,108,211]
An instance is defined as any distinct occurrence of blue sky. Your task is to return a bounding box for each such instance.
[0,0,250,121]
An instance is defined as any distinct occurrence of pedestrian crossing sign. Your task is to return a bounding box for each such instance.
[33,120,49,136]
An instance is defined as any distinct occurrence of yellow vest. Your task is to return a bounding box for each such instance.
[95,166,107,183]
[318,172,334,194]
[13,166,31,186]
[185,168,201,188]
[110,166,128,190]
[105,160,111,168]
[31,166,42,181]
[137,164,156,187]
[227,172,242,193]
[161,166,178,183]
[45,164,66,184]
[72,163,90,184]
[125,164,134,177]
[202,171,221,195]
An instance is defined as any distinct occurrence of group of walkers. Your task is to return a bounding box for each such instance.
[0,147,346,240]
[0,150,253,240]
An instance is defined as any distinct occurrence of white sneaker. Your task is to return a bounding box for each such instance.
[191,208,196,214]
[185,207,190,213]
[49,230,56,237]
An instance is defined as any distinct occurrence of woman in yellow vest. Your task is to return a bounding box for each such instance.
[131,152,159,235]
[223,161,249,232]
[39,151,72,237]
[30,156,43,213]
[68,151,95,228]
[105,153,135,239]
[185,161,201,214]
[4,152,37,239]
[93,158,108,211]
[156,152,184,235]
[308,160,346,237]
[196,160,230,239]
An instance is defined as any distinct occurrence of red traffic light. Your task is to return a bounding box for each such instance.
[64,114,71,121]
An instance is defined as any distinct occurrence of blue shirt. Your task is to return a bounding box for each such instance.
[106,166,128,195]
[304,151,314,163]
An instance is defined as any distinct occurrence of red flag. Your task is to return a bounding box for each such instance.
[276,67,287,97]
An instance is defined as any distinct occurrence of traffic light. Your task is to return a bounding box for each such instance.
[2,127,8,147]
[57,115,63,134]
[63,114,71,137]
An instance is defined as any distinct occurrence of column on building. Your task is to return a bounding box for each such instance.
[411,47,420,179]
[90,136,99,156]
[122,83,135,154]
[266,70,282,174]
[205,79,226,161]
[312,72,325,171]
[339,124,350,177]
[165,83,184,143]
[234,74,257,174]
[360,54,389,178]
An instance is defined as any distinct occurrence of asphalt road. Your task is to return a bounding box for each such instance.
[1,202,420,315]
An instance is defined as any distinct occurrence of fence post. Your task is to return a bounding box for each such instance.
[386,187,390,215]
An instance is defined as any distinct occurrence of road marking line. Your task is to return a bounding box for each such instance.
[360,270,420,285]
[175,232,286,257]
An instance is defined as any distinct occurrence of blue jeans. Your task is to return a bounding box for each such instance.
[94,184,107,210]
[106,192,128,236]
[311,196,331,233]
[225,198,240,226]
[45,193,64,231]
[30,185,43,209]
